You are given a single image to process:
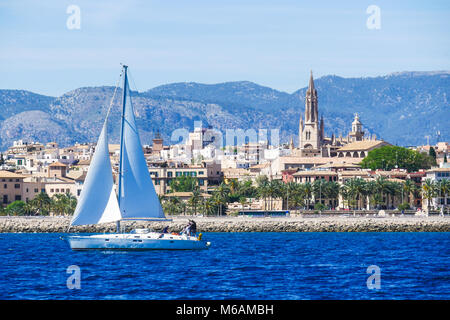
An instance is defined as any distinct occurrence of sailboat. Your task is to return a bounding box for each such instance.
[67,65,210,250]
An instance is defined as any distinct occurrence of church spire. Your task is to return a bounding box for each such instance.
[305,70,318,123]
[307,70,315,92]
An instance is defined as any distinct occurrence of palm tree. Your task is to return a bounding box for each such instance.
[325,181,340,209]
[284,181,297,210]
[266,180,283,210]
[188,188,203,216]
[402,179,416,207]
[422,179,437,212]
[437,179,450,212]
[227,179,239,195]
[164,196,181,215]
[302,182,313,210]
[387,181,402,209]
[64,193,77,215]
[213,183,230,216]
[375,176,390,209]
[51,194,66,216]
[256,178,270,210]
[23,201,36,215]
[365,180,379,210]
[203,197,216,216]
[5,201,26,216]
[313,179,327,207]
[33,192,52,216]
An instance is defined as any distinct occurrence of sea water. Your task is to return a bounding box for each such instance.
[0,232,448,300]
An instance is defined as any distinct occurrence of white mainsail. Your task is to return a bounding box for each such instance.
[70,122,122,226]
[118,74,165,219]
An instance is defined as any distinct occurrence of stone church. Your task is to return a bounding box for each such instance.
[294,71,387,158]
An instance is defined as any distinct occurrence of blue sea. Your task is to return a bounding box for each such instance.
[0,232,448,300]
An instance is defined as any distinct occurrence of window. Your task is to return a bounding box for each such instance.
[50,189,54,192]
[198,179,204,186]
[56,189,59,193]
[2,195,7,204]
[198,171,204,175]
[15,195,21,201]
[66,189,70,193]
[3,184,7,189]
[34,188,38,193]
[14,184,20,189]
[176,172,182,177]
[41,189,45,193]
[167,172,173,177]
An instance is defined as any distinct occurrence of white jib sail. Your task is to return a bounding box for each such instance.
[70,122,122,226]
[118,79,165,219]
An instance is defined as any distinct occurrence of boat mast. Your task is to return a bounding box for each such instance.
[117,64,128,233]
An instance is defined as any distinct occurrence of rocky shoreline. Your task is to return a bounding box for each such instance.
[0,215,449,233]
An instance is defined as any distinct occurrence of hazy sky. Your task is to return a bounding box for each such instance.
[1,0,449,96]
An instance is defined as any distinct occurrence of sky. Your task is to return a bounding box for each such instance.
[0,0,449,96]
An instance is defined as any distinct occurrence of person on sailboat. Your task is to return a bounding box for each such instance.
[162,226,169,233]
[189,220,197,236]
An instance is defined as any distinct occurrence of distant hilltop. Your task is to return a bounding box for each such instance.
[0,71,449,150]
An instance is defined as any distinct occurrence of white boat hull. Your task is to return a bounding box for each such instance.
[68,232,210,250]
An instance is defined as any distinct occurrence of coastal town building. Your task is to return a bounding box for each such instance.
[148,161,222,195]
[422,167,450,210]
[0,170,26,205]
[295,72,387,158]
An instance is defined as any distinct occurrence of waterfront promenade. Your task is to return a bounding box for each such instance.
[0,215,449,233]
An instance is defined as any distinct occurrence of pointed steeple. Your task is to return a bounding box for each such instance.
[307,70,315,92]
[289,136,294,150]
[305,70,318,123]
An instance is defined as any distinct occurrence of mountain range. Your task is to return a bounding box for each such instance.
[0,71,449,151]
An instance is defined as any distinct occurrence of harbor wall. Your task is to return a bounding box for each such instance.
[0,216,449,233]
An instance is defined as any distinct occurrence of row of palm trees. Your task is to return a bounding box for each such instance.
[0,192,77,216]
[160,176,450,215]
[1,177,448,216]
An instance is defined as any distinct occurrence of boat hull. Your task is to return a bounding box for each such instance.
[67,233,210,251]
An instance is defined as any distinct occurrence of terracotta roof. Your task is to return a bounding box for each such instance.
[315,162,361,169]
[337,140,388,152]
[0,170,27,178]
[427,167,450,173]
[373,170,409,177]
[293,170,337,176]
[249,163,270,169]
[49,161,67,167]
[339,171,372,177]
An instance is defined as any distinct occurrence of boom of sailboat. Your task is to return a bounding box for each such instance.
[67,65,210,250]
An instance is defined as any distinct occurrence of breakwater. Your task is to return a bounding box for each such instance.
[0,216,449,233]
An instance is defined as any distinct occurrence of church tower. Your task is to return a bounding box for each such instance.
[349,113,364,142]
[299,71,321,156]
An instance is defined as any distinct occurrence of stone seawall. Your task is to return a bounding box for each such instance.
[0,216,449,233]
